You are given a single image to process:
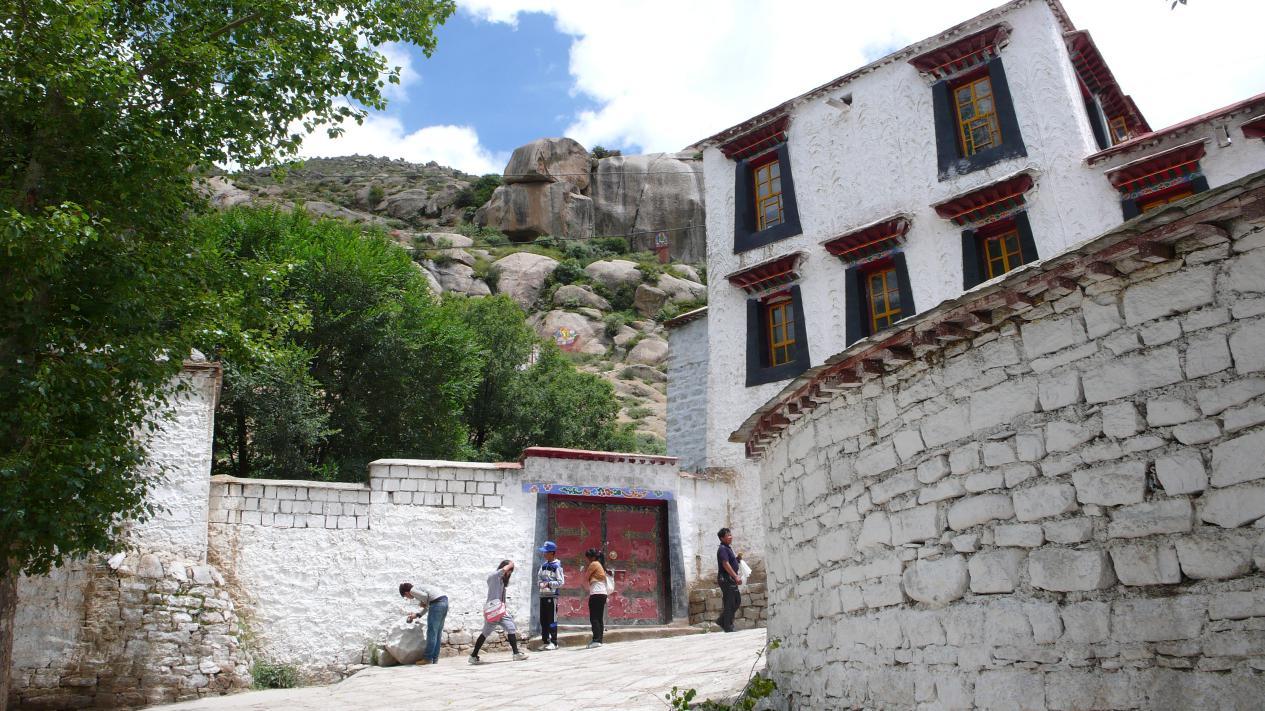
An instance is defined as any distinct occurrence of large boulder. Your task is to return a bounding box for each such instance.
[584,259,642,292]
[423,232,475,249]
[553,284,612,311]
[634,284,668,317]
[672,264,702,283]
[380,184,464,224]
[626,337,669,365]
[532,310,606,356]
[413,263,442,294]
[657,273,706,303]
[478,182,593,241]
[492,252,558,308]
[302,201,388,226]
[383,621,427,665]
[200,176,254,209]
[591,153,707,262]
[427,262,490,297]
[504,138,592,193]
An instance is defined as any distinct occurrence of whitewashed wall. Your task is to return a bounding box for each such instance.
[208,453,728,679]
[12,362,250,709]
[753,191,1265,709]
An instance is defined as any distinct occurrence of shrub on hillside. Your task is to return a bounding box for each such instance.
[552,258,586,286]
[592,236,629,254]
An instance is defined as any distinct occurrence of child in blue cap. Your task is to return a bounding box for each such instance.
[537,541,565,650]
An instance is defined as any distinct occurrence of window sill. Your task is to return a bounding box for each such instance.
[734,220,803,254]
[938,142,1027,182]
[745,359,809,388]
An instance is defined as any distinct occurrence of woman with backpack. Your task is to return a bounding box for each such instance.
[583,548,609,649]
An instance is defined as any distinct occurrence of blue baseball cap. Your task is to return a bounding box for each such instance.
[538,541,557,553]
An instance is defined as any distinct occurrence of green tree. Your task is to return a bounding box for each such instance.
[485,345,626,459]
[198,208,481,481]
[217,349,330,481]
[456,174,504,209]
[0,0,454,696]
[444,295,538,457]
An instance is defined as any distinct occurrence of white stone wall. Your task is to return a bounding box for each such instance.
[667,316,709,473]
[756,207,1265,708]
[130,362,218,560]
[12,363,250,710]
[208,464,530,680]
[208,453,730,679]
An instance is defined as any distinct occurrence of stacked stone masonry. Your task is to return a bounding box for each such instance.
[688,583,769,629]
[209,464,508,530]
[12,554,250,709]
[756,195,1265,709]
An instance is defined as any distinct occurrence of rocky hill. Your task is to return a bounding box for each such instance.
[204,142,710,453]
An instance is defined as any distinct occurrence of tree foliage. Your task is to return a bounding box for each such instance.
[0,0,455,579]
[199,208,638,478]
[198,208,482,481]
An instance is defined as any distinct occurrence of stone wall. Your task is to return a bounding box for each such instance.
[12,361,251,710]
[667,313,709,473]
[754,184,1265,708]
[688,582,768,630]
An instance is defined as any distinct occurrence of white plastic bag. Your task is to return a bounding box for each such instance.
[605,569,616,595]
[737,559,752,584]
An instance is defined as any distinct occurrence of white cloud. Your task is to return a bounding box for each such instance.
[459,0,1265,152]
[297,111,509,175]
[378,42,421,103]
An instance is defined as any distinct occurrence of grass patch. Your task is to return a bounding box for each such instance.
[251,661,301,690]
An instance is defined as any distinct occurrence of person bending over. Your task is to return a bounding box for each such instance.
[398,581,448,665]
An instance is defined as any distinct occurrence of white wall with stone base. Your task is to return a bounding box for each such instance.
[753,179,1265,709]
[11,361,252,710]
[207,452,741,680]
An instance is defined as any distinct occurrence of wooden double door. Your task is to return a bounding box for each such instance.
[547,496,670,625]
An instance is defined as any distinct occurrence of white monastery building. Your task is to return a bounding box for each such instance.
[677,0,1264,470]
[664,0,1265,706]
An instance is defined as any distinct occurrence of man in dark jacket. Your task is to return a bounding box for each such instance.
[716,528,741,632]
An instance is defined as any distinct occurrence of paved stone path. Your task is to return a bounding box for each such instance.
[156,629,768,711]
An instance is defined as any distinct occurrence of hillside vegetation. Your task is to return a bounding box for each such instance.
[206,151,709,459]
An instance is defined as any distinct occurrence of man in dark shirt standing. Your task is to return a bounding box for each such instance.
[716,527,741,632]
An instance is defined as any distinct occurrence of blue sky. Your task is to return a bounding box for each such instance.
[297,0,1265,175]
[405,11,600,156]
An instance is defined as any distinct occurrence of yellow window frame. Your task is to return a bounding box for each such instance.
[766,298,795,367]
[1138,186,1195,213]
[982,228,1024,279]
[753,159,784,231]
[954,75,1002,157]
[866,268,902,333]
[1109,116,1129,145]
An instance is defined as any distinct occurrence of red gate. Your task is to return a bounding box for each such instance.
[547,496,669,625]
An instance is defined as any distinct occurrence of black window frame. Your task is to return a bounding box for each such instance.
[734,142,803,254]
[745,284,811,387]
[1081,90,1110,151]
[932,57,1027,181]
[960,211,1040,290]
[844,253,916,346]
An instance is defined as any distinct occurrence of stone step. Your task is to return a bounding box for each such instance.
[526,622,706,651]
